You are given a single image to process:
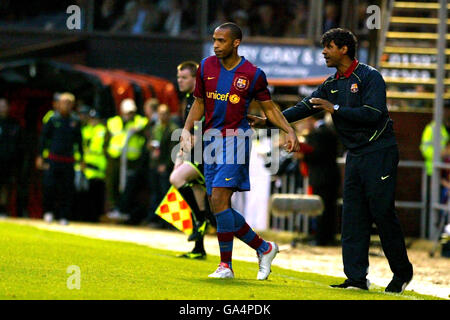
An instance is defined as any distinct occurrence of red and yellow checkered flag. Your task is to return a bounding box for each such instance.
[155,185,193,235]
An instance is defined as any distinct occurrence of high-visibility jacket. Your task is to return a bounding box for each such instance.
[41,110,56,159]
[106,114,148,160]
[420,121,449,176]
[82,123,107,180]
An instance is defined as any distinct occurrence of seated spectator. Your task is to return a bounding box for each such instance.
[251,3,277,37]
[231,9,250,37]
[283,1,308,38]
[208,7,228,35]
[111,0,161,34]
[95,0,123,31]
[323,2,339,33]
[163,0,184,36]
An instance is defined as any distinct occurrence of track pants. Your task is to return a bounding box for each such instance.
[48,162,75,220]
[342,145,413,282]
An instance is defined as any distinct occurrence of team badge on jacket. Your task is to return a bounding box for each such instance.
[351,83,358,93]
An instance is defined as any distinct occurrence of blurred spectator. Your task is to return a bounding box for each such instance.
[356,1,369,37]
[302,112,340,246]
[323,2,339,33]
[162,0,183,36]
[0,98,22,217]
[111,0,161,34]
[410,85,429,109]
[95,0,124,31]
[159,0,196,36]
[208,6,228,35]
[231,10,250,37]
[105,98,149,223]
[284,0,308,38]
[143,97,160,126]
[147,104,179,224]
[36,92,83,225]
[251,3,278,37]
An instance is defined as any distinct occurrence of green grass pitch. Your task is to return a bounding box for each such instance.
[0,221,442,300]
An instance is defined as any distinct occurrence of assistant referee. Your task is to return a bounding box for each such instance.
[248,28,413,293]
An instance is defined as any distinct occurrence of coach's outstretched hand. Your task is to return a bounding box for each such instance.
[247,114,267,128]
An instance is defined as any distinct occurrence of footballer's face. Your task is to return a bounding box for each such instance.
[177,68,195,93]
[322,40,347,67]
[213,28,240,59]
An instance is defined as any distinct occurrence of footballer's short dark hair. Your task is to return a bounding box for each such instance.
[321,28,358,60]
[217,22,243,41]
[177,61,198,77]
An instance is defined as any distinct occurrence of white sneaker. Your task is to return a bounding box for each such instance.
[257,241,279,280]
[208,262,234,279]
[43,212,54,223]
[59,219,69,226]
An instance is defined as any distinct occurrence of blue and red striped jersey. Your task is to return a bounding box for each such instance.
[193,56,271,135]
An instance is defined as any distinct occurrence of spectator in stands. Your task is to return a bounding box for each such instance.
[0,98,22,217]
[323,2,339,33]
[251,3,278,37]
[231,9,250,37]
[208,6,228,35]
[161,0,196,36]
[95,0,123,31]
[283,0,308,38]
[111,0,161,34]
[410,85,429,109]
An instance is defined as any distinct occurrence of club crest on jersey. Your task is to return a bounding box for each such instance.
[234,76,249,91]
[350,83,358,93]
[229,94,240,104]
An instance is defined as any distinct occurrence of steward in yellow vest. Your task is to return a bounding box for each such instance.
[81,109,107,222]
[420,121,449,177]
[104,98,149,218]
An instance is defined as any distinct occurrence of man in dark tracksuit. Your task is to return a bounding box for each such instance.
[248,28,413,293]
[37,92,83,225]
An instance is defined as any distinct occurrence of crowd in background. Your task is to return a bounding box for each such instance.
[0,0,369,38]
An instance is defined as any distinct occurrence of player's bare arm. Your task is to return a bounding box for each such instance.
[257,99,301,152]
[181,97,204,152]
[246,113,267,128]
